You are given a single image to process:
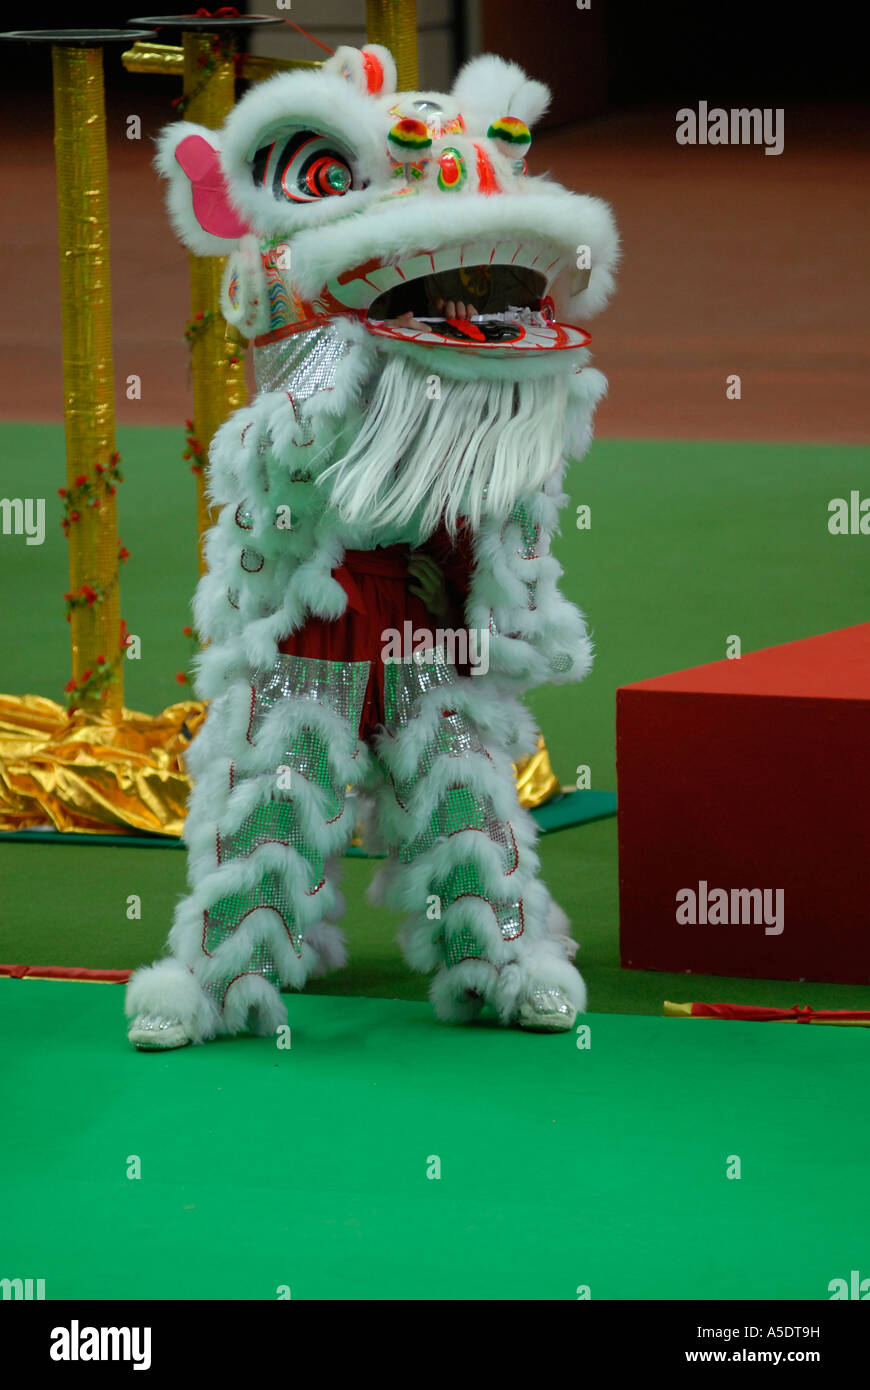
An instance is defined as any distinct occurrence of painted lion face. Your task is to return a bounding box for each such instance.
[158,45,618,361]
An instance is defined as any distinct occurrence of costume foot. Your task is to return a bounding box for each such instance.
[125,959,219,1046]
[516,986,577,1033]
[127,1013,191,1051]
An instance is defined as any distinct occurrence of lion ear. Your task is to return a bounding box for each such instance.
[322,44,397,96]
[452,55,551,128]
[155,121,251,255]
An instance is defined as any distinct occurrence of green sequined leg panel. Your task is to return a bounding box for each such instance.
[378,650,528,978]
[198,653,370,1018]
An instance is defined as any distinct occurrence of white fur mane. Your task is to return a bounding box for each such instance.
[319,352,570,537]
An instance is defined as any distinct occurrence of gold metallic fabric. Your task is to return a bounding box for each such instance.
[51,45,123,708]
[0,693,557,837]
[663,1001,695,1018]
[366,0,419,90]
[0,694,206,836]
[513,734,560,808]
[182,30,248,575]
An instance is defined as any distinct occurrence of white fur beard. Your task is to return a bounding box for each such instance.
[318,352,570,538]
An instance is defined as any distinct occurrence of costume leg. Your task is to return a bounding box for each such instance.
[125,654,370,1047]
[371,652,586,1030]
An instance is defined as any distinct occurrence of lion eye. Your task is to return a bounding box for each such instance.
[303,156,352,196]
[252,131,354,203]
[487,116,532,162]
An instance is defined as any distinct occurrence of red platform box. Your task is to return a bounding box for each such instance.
[617,623,870,984]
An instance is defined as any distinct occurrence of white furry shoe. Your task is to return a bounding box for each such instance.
[127,1014,191,1051]
[515,986,577,1033]
[125,958,220,1048]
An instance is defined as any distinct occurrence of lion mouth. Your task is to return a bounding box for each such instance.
[323,241,591,353]
[368,263,547,320]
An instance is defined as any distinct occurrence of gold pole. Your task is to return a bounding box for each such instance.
[51,44,123,709]
[121,39,320,81]
[182,29,247,575]
[366,0,419,90]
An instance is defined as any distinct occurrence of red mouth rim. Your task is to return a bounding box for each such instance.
[363,318,592,351]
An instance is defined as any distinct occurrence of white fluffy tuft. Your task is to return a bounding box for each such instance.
[452,54,551,127]
[430,959,498,1022]
[221,973,288,1037]
[125,959,220,1044]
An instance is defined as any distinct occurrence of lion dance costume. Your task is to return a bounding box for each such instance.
[125,46,619,1049]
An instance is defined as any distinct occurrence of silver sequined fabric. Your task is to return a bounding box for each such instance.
[254,324,351,398]
[383,651,525,963]
[437,860,523,941]
[400,786,516,870]
[504,501,541,558]
[202,654,369,992]
[383,646,458,730]
[131,1014,182,1032]
[443,892,525,966]
[219,797,329,886]
[248,653,370,743]
[396,710,488,809]
[527,986,575,1018]
[202,942,282,1012]
[391,707,489,810]
[444,926,484,967]
[205,872,300,957]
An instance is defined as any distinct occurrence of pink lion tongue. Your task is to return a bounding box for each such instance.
[175,133,250,239]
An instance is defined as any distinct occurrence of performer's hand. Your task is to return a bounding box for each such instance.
[381,301,478,331]
[408,552,451,623]
[383,308,431,331]
[436,297,478,320]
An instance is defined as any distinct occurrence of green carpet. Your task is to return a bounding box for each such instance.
[2,979,867,1300]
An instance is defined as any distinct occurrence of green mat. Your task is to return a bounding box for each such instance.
[2,979,867,1300]
[0,789,617,850]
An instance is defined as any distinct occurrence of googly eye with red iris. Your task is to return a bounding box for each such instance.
[252,131,354,203]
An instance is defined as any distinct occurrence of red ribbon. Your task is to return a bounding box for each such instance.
[690,1001,870,1024]
[280,18,336,55]
[182,10,336,60]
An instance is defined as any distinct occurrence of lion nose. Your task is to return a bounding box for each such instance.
[435,146,501,195]
[436,147,466,191]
